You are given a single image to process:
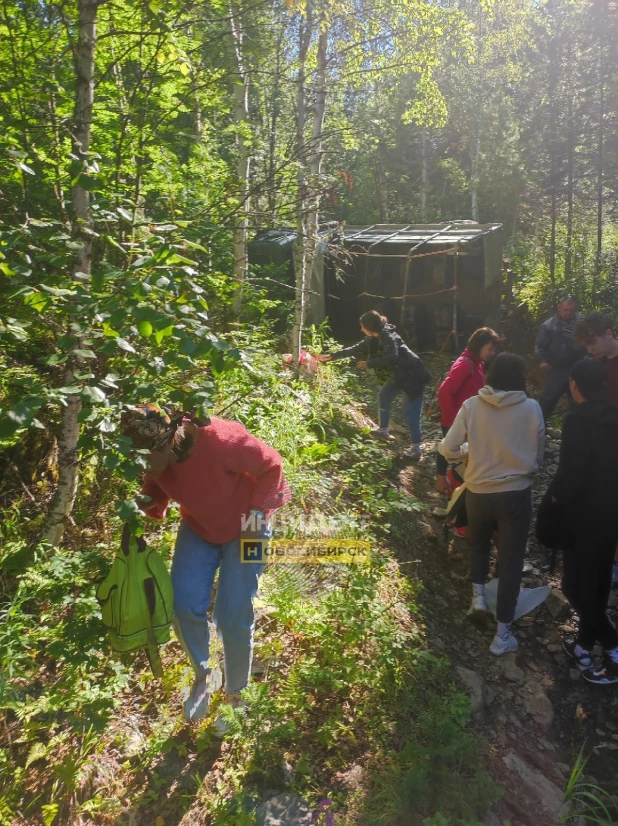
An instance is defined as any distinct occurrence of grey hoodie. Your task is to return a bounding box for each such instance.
[439,386,545,494]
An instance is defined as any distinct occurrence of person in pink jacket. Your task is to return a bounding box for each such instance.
[436,327,499,494]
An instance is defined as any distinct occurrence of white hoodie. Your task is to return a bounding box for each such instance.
[439,386,545,494]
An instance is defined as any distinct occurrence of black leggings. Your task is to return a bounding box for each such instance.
[467,487,532,624]
[436,425,450,475]
[562,534,618,651]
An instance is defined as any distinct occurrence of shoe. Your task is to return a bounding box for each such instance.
[371,428,394,442]
[466,594,491,628]
[212,694,247,738]
[489,630,519,656]
[602,658,618,684]
[183,677,211,723]
[562,639,618,684]
[403,446,422,461]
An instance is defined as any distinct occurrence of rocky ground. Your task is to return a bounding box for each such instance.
[372,385,618,826]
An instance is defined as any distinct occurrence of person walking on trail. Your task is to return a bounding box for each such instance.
[435,327,500,495]
[575,311,618,585]
[539,359,618,685]
[439,354,544,656]
[535,295,585,424]
[318,310,431,460]
[120,403,291,731]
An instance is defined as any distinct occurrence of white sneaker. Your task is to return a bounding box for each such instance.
[489,631,519,656]
[466,594,490,628]
[212,694,247,738]
[183,677,211,723]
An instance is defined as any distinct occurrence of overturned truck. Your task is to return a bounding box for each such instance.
[248,221,503,352]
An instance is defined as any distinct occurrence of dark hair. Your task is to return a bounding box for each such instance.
[575,311,615,344]
[558,294,577,305]
[360,310,387,333]
[485,353,527,392]
[570,358,606,401]
[466,327,500,358]
[169,425,196,463]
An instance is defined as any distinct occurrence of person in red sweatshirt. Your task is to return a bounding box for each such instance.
[436,328,499,494]
[121,404,290,732]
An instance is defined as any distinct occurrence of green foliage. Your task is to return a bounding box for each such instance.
[561,749,618,825]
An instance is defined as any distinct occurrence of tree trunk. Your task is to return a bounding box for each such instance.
[43,0,98,546]
[229,1,251,319]
[596,45,604,277]
[267,26,284,227]
[547,0,558,288]
[374,144,389,221]
[292,9,313,366]
[564,45,574,281]
[420,130,427,222]
[470,4,483,222]
[304,24,328,296]
[470,132,480,222]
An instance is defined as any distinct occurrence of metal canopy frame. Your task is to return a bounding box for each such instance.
[342,222,501,249]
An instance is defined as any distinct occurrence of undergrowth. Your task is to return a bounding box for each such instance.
[0,334,500,826]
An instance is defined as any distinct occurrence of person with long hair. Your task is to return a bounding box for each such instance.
[439,354,544,656]
[319,310,430,459]
[436,327,499,494]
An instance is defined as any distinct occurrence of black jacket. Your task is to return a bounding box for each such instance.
[535,313,585,369]
[331,323,431,399]
[546,400,618,540]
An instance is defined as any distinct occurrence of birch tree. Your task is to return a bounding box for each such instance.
[229,0,252,318]
[43,0,100,545]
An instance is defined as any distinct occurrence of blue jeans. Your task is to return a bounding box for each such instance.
[378,382,423,447]
[171,521,269,694]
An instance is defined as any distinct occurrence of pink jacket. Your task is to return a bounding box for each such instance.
[437,349,485,427]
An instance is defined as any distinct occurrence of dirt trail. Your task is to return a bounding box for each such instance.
[381,411,618,825]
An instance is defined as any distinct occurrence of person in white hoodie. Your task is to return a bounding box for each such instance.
[439,353,545,656]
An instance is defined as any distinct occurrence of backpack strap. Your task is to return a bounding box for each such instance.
[144,576,164,678]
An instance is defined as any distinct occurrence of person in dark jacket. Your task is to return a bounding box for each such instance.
[547,358,618,685]
[319,310,430,459]
[535,295,585,424]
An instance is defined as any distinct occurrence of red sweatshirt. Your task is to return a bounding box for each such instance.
[437,349,485,427]
[141,417,290,544]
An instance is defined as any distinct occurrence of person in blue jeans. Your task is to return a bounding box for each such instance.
[172,519,273,730]
[121,403,290,733]
[318,310,430,459]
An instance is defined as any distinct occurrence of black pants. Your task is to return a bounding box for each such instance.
[436,425,450,475]
[467,487,532,623]
[539,366,576,424]
[562,534,618,651]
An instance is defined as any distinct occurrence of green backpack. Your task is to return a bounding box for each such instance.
[96,524,174,677]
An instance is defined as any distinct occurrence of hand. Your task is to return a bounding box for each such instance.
[316,353,332,362]
[357,360,368,369]
[540,362,551,371]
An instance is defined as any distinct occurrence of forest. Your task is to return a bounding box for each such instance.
[1,0,618,823]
